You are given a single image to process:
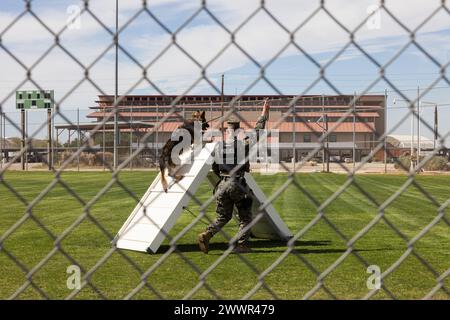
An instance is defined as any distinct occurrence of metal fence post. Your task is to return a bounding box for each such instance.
[0,111,3,169]
[113,0,119,170]
[384,89,388,174]
[21,109,25,171]
[47,108,53,170]
[130,104,133,170]
[77,108,80,172]
[352,92,356,170]
[25,110,28,171]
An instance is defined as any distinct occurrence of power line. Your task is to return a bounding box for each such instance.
[2,103,450,122]
[0,68,448,83]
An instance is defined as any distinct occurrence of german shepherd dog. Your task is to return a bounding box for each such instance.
[159,110,209,192]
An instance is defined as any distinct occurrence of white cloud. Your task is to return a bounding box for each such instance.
[1,0,449,112]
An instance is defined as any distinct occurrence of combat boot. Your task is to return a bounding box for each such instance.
[198,231,213,254]
[233,243,252,254]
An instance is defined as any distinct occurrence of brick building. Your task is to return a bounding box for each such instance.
[87,94,386,162]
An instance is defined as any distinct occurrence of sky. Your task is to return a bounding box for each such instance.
[0,0,449,145]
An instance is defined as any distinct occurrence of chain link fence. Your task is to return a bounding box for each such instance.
[0,0,449,300]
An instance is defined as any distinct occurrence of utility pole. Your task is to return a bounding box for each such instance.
[55,126,59,166]
[411,102,414,171]
[221,74,224,141]
[420,101,439,150]
[0,111,2,169]
[113,0,119,170]
[20,109,25,171]
[384,89,388,174]
[325,113,330,173]
[103,103,105,171]
[2,113,5,165]
[25,110,28,171]
[322,95,325,172]
[434,104,438,150]
[48,110,52,169]
[417,86,420,161]
[352,92,356,170]
[52,108,56,168]
[156,104,159,160]
[130,104,133,170]
[77,108,80,172]
[292,101,296,166]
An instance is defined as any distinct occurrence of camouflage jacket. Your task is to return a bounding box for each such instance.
[212,115,268,177]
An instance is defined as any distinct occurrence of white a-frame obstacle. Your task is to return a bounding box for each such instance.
[113,142,292,253]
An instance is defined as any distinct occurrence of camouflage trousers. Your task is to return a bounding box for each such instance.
[206,176,253,245]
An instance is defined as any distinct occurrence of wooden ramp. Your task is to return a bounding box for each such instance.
[114,142,292,253]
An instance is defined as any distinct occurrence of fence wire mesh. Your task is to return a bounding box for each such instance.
[0,0,449,300]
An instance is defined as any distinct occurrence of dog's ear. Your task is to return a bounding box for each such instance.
[201,111,205,118]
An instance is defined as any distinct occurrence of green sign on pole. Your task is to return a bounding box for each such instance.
[16,90,54,110]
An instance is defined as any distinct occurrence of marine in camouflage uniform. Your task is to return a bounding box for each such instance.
[198,99,270,254]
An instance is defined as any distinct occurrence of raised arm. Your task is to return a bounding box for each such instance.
[254,98,270,131]
[261,97,270,119]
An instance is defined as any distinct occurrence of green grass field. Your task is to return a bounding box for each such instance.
[0,171,449,300]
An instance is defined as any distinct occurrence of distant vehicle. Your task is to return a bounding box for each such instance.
[344,157,352,163]
[330,155,341,163]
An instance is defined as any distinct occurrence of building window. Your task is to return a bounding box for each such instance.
[19,93,23,99]
[32,100,37,106]
[329,134,337,142]
[28,94,32,99]
[303,134,311,143]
